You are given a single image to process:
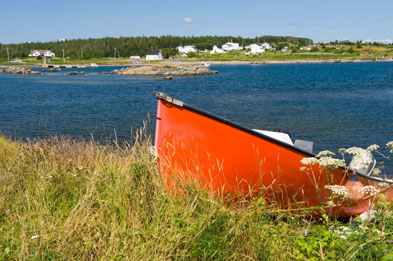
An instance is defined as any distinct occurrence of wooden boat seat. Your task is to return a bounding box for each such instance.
[294,139,314,154]
[253,129,294,146]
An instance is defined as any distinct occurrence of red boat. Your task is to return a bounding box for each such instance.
[154,92,392,217]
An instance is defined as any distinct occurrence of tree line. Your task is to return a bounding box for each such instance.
[0,35,313,60]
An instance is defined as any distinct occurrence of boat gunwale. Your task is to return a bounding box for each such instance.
[154,92,393,184]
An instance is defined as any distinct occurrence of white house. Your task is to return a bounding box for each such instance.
[261,42,273,50]
[129,56,143,63]
[300,46,312,51]
[29,50,55,58]
[250,44,265,54]
[210,45,226,54]
[281,46,290,52]
[177,45,198,54]
[145,50,163,61]
[221,42,242,51]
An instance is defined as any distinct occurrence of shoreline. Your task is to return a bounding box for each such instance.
[1,58,393,68]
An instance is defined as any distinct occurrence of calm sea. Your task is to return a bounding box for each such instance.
[1,63,393,172]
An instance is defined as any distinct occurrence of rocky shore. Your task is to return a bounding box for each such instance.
[0,66,40,75]
[110,64,217,76]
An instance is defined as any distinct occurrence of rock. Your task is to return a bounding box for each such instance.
[66,71,85,75]
[0,66,40,75]
[111,64,216,76]
[163,76,173,80]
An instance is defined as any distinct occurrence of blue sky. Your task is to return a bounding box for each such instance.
[1,0,392,44]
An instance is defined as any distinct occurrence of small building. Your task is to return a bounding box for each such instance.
[145,50,163,61]
[300,46,312,51]
[281,46,290,52]
[10,58,22,63]
[29,50,55,58]
[261,42,272,50]
[250,44,265,54]
[210,45,226,54]
[177,45,198,54]
[221,42,242,51]
[129,56,143,63]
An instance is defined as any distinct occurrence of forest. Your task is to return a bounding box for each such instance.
[0,35,313,60]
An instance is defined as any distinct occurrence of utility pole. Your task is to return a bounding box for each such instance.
[6,47,9,62]
[114,48,117,59]
[62,49,65,62]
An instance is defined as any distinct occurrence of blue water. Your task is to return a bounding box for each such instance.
[1,63,393,172]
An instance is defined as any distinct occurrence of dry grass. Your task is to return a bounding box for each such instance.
[1,132,393,260]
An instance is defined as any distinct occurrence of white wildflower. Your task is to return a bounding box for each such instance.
[386,141,393,153]
[345,147,365,155]
[316,150,336,157]
[300,157,318,165]
[31,235,39,239]
[367,144,380,152]
[372,168,381,175]
[361,186,378,195]
[376,182,390,189]
[350,150,373,171]
[325,185,349,198]
[76,166,83,170]
[299,166,307,172]
[318,157,345,169]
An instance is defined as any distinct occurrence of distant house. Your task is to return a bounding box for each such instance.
[210,45,226,54]
[29,50,55,58]
[221,42,242,51]
[281,46,290,52]
[261,42,272,50]
[129,56,143,63]
[300,46,312,51]
[250,44,265,54]
[177,45,198,54]
[10,58,22,63]
[145,50,163,61]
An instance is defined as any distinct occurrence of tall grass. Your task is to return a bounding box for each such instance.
[1,132,393,260]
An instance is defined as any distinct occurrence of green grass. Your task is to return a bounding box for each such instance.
[1,133,393,260]
[2,44,393,67]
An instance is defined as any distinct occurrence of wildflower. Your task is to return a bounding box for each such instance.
[362,186,378,195]
[372,168,381,175]
[300,157,318,165]
[76,166,83,170]
[325,185,349,198]
[345,147,365,155]
[318,157,345,169]
[299,166,307,172]
[367,144,380,152]
[31,235,39,239]
[316,150,336,157]
[386,141,393,153]
[376,182,390,189]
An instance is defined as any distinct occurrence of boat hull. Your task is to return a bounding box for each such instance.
[154,93,372,217]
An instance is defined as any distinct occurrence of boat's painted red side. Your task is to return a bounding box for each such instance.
[154,94,371,217]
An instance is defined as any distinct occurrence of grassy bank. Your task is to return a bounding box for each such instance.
[1,133,393,260]
[1,44,393,67]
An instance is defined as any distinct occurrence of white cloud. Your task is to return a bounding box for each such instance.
[184,17,193,23]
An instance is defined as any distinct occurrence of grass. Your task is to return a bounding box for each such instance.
[2,44,393,67]
[1,132,393,260]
